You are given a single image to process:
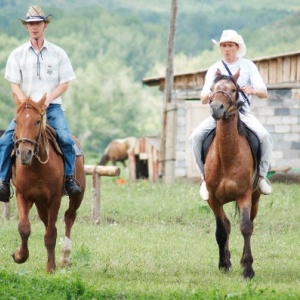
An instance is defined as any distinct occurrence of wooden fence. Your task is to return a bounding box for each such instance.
[1,165,120,223]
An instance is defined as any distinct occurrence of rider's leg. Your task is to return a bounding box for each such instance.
[240,112,273,194]
[189,116,216,200]
[0,120,16,202]
[46,104,81,195]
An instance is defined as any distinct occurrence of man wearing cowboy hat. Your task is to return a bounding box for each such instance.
[190,29,273,200]
[0,6,81,202]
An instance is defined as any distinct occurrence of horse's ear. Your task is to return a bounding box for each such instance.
[215,68,222,77]
[233,69,240,82]
[37,94,47,110]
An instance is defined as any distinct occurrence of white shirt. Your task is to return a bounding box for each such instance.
[5,39,76,104]
[201,58,267,112]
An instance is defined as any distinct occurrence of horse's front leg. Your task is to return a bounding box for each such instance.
[239,205,255,279]
[209,199,232,272]
[44,222,58,273]
[35,200,59,273]
[12,195,32,264]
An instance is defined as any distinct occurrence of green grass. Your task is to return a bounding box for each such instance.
[0,177,299,299]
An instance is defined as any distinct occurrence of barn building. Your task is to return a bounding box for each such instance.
[143,51,300,179]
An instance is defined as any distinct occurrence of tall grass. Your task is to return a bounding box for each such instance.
[0,177,299,299]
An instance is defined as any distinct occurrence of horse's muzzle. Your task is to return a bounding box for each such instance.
[16,147,34,165]
[210,101,226,120]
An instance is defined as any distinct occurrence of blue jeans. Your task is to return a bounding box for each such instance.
[0,104,75,181]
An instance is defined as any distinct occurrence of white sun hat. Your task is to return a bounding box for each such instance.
[212,29,247,58]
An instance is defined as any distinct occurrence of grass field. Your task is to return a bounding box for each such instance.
[0,176,299,299]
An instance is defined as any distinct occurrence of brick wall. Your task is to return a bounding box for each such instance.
[250,88,300,170]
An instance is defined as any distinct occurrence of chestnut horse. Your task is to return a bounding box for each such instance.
[205,70,261,279]
[99,137,136,167]
[12,95,85,273]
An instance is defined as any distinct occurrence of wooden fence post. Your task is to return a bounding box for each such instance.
[84,165,120,224]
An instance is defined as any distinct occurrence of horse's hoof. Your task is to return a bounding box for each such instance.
[59,257,72,268]
[243,269,255,279]
[12,250,28,264]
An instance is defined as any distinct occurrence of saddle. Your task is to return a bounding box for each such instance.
[46,125,64,156]
[201,121,261,175]
[46,124,83,156]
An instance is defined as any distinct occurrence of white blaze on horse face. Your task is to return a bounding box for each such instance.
[26,113,30,118]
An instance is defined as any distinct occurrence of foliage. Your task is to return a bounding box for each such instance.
[0,179,299,299]
[0,1,299,157]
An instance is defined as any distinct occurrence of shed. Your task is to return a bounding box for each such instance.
[143,51,300,179]
[128,136,160,182]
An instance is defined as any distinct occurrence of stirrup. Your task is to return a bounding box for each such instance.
[65,176,82,195]
[0,182,14,202]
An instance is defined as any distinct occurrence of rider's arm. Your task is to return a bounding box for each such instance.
[44,82,69,108]
[11,83,27,104]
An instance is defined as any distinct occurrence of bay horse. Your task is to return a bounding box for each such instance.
[12,95,85,273]
[99,137,136,167]
[205,70,261,279]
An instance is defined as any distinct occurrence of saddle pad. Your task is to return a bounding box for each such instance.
[201,122,261,169]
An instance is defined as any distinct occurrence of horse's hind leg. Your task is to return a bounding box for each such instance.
[209,201,232,272]
[12,195,32,265]
[59,193,84,268]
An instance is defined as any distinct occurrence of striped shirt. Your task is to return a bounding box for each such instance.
[5,39,76,105]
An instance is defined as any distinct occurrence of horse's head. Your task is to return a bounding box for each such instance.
[14,95,47,165]
[209,69,242,120]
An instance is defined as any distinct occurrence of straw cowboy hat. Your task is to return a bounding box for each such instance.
[19,6,52,26]
[212,29,247,58]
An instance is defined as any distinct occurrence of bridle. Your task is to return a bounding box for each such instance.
[13,107,50,164]
[209,80,241,119]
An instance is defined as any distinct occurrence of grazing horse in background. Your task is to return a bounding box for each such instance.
[204,70,261,279]
[12,95,85,273]
[99,137,137,167]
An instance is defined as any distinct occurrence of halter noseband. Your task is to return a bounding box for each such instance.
[209,86,240,119]
[13,108,49,164]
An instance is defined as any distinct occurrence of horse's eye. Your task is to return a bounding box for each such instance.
[232,89,236,93]
[35,120,41,126]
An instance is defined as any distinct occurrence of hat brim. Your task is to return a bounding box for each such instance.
[19,14,52,26]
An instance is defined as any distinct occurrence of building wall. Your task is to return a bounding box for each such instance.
[251,88,300,170]
[174,88,300,179]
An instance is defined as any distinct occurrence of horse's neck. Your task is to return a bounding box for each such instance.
[215,116,240,161]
